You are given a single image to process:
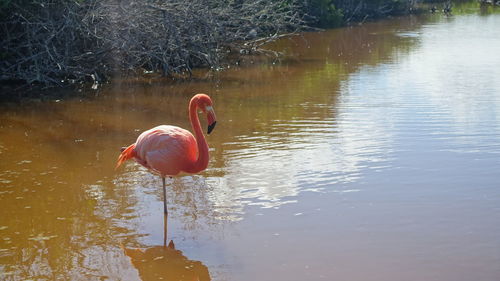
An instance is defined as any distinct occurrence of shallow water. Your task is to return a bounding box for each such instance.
[1,4,500,281]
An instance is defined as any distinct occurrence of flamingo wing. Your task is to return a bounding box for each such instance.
[134,125,198,176]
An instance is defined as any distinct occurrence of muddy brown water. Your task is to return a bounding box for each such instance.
[1,5,500,281]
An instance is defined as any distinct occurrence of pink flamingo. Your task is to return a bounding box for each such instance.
[116,93,217,218]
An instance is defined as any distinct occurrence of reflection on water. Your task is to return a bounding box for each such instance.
[2,3,500,280]
[124,242,210,281]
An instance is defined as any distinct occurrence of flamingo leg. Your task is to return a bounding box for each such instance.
[162,177,168,247]
[162,177,168,215]
[163,211,168,247]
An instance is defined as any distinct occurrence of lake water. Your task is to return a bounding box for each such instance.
[1,3,500,281]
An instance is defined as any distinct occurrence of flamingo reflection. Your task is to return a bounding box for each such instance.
[124,207,210,281]
[124,240,210,281]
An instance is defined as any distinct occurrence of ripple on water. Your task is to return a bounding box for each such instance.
[215,108,394,216]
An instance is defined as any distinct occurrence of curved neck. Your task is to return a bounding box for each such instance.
[185,98,209,173]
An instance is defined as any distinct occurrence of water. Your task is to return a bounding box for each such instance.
[1,4,500,281]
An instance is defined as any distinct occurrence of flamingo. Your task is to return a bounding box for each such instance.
[115,93,217,222]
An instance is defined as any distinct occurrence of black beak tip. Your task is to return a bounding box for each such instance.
[207,121,217,135]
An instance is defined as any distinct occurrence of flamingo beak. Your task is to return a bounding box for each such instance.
[208,121,216,135]
[206,106,217,135]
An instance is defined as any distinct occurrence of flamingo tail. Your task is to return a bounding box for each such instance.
[116,144,136,170]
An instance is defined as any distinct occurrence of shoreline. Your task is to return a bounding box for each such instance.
[1,0,487,103]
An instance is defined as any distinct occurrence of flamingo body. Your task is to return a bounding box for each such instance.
[116,93,216,176]
[134,125,198,177]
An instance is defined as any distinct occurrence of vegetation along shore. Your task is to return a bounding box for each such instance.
[1,0,435,92]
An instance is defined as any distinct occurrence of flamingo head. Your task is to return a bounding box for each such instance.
[193,93,217,134]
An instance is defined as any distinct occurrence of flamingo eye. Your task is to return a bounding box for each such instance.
[205,105,213,112]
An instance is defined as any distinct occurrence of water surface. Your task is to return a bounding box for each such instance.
[1,4,500,281]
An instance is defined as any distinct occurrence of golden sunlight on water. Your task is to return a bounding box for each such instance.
[1,4,500,281]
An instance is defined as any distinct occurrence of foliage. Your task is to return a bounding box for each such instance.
[0,0,305,86]
[305,0,344,27]
[303,0,415,27]
[0,0,418,87]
